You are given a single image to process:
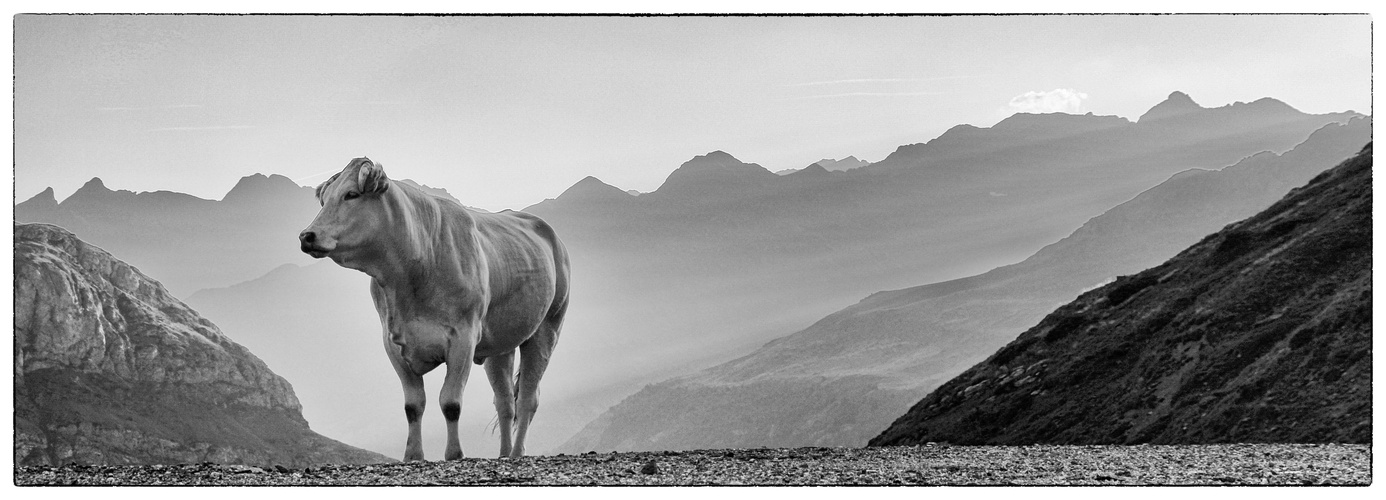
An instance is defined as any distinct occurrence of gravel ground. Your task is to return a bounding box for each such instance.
[13,443,1370,486]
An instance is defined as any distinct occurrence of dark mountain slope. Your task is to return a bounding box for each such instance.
[13,223,390,466]
[872,143,1372,446]
[554,118,1370,453]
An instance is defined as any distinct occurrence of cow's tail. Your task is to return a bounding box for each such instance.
[512,371,524,427]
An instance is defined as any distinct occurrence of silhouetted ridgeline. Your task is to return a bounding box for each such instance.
[554,119,1369,453]
[528,91,1359,408]
[872,143,1372,446]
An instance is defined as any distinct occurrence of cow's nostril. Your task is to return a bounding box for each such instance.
[300,231,316,244]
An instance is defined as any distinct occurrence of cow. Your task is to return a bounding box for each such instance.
[298,157,569,460]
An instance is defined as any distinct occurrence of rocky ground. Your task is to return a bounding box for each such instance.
[14,443,1370,486]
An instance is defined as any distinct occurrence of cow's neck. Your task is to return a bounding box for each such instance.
[360,185,487,318]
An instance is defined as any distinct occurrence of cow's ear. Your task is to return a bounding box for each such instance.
[358,160,390,194]
[314,172,340,202]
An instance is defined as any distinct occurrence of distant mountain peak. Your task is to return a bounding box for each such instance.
[222,173,304,203]
[814,156,871,172]
[680,150,745,170]
[1166,90,1195,102]
[58,177,125,207]
[21,187,57,206]
[79,177,109,192]
[1138,91,1205,123]
[555,175,632,203]
[789,163,831,177]
[1232,96,1300,114]
[655,151,777,195]
[570,175,624,192]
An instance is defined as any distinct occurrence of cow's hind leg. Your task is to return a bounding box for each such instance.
[483,351,517,458]
[512,316,562,457]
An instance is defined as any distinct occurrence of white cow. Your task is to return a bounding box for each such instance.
[300,157,569,460]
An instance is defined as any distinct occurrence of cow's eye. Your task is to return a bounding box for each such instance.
[344,191,361,200]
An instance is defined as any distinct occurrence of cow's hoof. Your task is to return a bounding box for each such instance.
[445,449,464,461]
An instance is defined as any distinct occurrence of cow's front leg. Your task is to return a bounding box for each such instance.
[395,369,426,461]
[385,340,428,461]
[440,324,479,461]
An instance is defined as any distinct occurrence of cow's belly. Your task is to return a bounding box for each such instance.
[473,322,536,358]
[473,294,550,358]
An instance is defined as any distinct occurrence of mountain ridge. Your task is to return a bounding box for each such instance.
[553,117,1370,453]
[872,142,1372,446]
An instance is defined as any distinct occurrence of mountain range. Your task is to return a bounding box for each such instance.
[13,223,388,466]
[553,116,1371,453]
[525,93,1359,452]
[15,175,462,298]
[872,142,1372,446]
[523,92,1360,391]
[14,92,1362,458]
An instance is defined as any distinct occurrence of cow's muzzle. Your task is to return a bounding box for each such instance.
[299,230,330,258]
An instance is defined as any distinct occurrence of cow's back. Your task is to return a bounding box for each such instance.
[470,209,570,321]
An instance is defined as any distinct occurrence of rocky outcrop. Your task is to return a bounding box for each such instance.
[871,144,1372,446]
[13,223,389,466]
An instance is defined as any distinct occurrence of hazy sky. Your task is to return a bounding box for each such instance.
[13,14,1372,211]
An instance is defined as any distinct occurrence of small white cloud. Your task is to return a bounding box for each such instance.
[1006,88,1089,114]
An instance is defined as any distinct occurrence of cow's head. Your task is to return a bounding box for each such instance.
[299,157,392,264]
